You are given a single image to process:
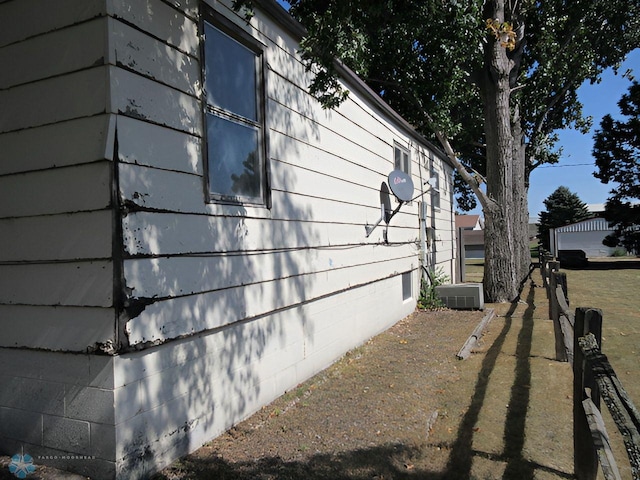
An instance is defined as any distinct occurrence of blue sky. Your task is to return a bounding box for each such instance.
[525,49,640,220]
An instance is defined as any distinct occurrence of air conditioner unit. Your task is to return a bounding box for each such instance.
[435,283,484,310]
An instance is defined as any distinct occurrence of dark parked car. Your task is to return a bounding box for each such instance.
[558,249,588,268]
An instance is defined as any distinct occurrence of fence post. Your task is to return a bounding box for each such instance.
[549,271,558,322]
[547,260,559,309]
[574,307,604,480]
[550,271,566,361]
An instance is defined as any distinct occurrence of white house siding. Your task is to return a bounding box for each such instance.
[0,1,455,478]
[0,3,118,477]
[553,217,618,257]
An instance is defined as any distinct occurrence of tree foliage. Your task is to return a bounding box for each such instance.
[593,81,640,254]
[275,0,640,186]
[233,0,640,300]
[537,186,591,251]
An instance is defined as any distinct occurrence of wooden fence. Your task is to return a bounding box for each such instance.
[540,252,640,479]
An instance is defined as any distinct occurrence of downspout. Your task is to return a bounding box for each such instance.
[417,147,433,285]
[429,153,438,278]
[451,171,457,282]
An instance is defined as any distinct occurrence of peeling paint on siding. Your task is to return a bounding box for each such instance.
[122,100,148,121]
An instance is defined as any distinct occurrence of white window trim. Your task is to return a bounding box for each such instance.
[393,142,411,176]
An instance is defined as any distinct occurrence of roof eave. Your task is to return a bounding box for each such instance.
[253,0,453,168]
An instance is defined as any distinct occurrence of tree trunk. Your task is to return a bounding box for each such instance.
[480,0,519,302]
[512,103,531,281]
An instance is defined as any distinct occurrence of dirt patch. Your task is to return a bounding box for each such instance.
[153,278,575,480]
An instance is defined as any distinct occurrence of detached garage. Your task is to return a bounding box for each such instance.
[550,217,619,258]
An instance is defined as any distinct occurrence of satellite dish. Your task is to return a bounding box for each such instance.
[388,169,414,203]
[365,171,415,239]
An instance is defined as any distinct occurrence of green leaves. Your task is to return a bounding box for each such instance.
[290,0,485,138]
[521,0,640,174]
[283,0,639,180]
[593,82,640,253]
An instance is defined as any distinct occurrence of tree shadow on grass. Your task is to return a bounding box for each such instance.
[442,274,574,480]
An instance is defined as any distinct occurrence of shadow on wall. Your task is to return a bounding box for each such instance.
[112,22,327,473]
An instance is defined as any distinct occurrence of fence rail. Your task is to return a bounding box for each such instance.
[540,252,640,480]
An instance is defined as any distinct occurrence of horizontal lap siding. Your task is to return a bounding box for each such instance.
[0,2,448,476]
[0,0,106,47]
[0,306,114,350]
[0,19,106,89]
[111,273,415,475]
[0,9,115,351]
[109,2,440,353]
[122,212,418,255]
[110,19,200,96]
[0,116,115,175]
[0,211,113,262]
[115,0,425,349]
[109,0,199,58]
[125,253,416,344]
[116,116,201,175]
[0,162,113,219]
[0,67,109,133]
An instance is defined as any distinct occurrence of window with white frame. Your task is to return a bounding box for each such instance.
[202,11,268,206]
[394,143,410,175]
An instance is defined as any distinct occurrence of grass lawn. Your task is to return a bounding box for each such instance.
[466,255,640,476]
[463,259,484,283]
[561,257,640,476]
[463,255,639,402]
[561,258,640,395]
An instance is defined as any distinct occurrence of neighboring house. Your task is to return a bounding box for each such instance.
[456,214,485,259]
[550,217,620,258]
[456,214,484,231]
[0,1,456,479]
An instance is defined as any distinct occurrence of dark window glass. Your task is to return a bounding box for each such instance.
[203,19,266,205]
[205,25,257,121]
[207,114,261,199]
[394,145,410,174]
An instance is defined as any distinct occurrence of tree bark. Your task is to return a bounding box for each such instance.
[480,0,519,302]
[512,103,531,281]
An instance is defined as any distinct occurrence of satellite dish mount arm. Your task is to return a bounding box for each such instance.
[365,203,387,238]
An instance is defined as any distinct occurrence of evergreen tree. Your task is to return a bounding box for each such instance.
[538,186,591,250]
[593,82,640,254]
